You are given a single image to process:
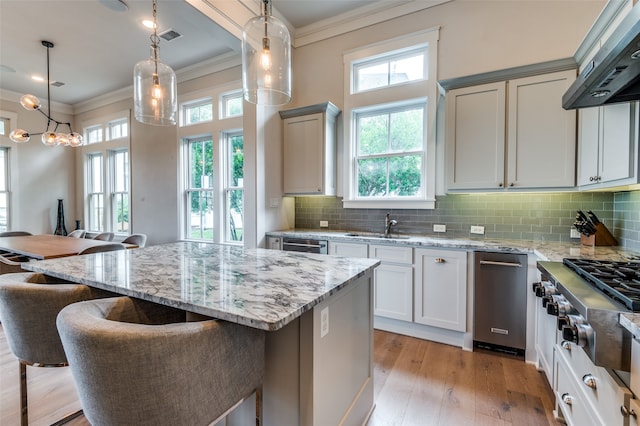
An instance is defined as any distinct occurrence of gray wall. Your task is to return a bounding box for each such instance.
[294,192,618,243]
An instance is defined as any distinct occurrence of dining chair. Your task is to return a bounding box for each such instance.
[121,233,147,248]
[93,232,114,241]
[57,296,265,426]
[78,243,125,255]
[0,231,32,237]
[0,272,113,426]
[67,229,86,238]
[0,254,27,274]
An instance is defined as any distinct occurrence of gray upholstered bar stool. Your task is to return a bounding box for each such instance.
[56,296,265,426]
[0,272,113,426]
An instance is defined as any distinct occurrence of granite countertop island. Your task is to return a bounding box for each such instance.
[23,241,379,331]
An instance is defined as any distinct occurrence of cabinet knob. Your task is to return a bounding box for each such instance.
[582,374,597,389]
[435,258,446,263]
[561,393,573,406]
[621,405,637,418]
[498,182,504,187]
[590,176,596,182]
[509,182,515,187]
[561,340,572,351]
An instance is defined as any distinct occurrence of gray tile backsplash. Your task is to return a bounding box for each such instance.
[295,192,619,243]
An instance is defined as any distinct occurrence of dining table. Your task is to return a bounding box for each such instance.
[0,234,137,260]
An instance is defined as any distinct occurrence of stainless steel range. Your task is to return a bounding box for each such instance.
[537,259,632,371]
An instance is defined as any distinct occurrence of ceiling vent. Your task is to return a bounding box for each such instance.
[159,29,182,42]
[50,81,65,87]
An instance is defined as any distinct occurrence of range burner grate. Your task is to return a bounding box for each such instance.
[563,258,640,312]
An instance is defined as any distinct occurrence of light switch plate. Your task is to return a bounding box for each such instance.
[433,224,446,233]
[320,307,329,337]
[570,228,580,239]
[470,225,485,235]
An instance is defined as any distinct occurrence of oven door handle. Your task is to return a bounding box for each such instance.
[479,260,522,268]
[283,242,324,249]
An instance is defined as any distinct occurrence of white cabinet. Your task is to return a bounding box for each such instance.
[577,102,639,188]
[414,248,467,332]
[279,102,340,196]
[328,241,368,258]
[446,70,576,191]
[369,244,413,322]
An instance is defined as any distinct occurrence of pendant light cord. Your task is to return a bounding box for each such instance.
[151,0,160,79]
[36,41,74,135]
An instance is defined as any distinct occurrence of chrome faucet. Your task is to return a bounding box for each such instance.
[384,213,398,237]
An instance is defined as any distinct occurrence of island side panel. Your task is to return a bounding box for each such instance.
[300,272,374,425]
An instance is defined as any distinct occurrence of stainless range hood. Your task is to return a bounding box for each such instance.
[562,1,640,110]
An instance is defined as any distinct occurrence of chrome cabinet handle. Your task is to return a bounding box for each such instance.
[435,258,446,263]
[582,374,597,389]
[561,340,571,351]
[621,405,637,418]
[509,182,514,187]
[561,393,573,406]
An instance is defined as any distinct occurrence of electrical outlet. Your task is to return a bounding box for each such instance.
[570,228,580,239]
[470,225,485,235]
[320,307,329,338]
[320,220,329,228]
[433,224,446,233]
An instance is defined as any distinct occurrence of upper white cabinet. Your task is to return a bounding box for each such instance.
[578,102,638,188]
[279,102,340,196]
[446,70,576,191]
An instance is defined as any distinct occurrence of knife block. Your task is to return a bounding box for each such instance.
[580,223,618,246]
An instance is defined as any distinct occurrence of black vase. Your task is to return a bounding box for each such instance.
[54,199,68,236]
[75,220,81,230]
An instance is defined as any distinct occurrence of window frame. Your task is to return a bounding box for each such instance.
[222,130,244,244]
[86,152,105,232]
[342,28,439,209]
[0,147,9,232]
[180,98,214,127]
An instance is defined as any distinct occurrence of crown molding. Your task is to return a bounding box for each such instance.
[0,88,74,115]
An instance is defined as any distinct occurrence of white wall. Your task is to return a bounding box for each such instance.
[0,96,76,234]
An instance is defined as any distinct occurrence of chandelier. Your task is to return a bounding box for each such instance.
[242,0,291,105]
[133,0,177,126]
[10,41,83,147]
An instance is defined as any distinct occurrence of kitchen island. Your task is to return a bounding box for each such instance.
[23,242,380,425]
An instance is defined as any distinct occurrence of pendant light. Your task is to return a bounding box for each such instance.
[9,41,83,147]
[242,0,291,106]
[133,0,177,126]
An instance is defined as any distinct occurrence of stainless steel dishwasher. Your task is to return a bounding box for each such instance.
[473,251,527,355]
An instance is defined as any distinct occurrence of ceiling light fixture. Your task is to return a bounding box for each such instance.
[242,0,291,106]
[133,0,177,126]
[9,41,83,147]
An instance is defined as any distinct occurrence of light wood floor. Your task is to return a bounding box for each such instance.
[1,325,559,426]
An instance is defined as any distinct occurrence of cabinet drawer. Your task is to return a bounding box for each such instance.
[556,352,600,426]
[328,242,368,258]
[369,245,412,264]
[556,340,631,425]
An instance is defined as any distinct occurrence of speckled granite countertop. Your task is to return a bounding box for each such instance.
[22,242,380,331]
[266,229,640,262]
[620,314,640,340]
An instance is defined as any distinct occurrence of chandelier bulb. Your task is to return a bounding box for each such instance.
[41,131,58,146]
[68,132,83,147]
[9,129,30,143]
[19,94,42,110]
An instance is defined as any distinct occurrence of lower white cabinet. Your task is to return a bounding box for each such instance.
[414,248,467,332]
[328,241,368,258]
[369,244,413,322]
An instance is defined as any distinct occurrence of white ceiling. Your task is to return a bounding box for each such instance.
[0,0,387,107]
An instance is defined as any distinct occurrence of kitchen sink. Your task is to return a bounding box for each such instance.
[344,232,411,240]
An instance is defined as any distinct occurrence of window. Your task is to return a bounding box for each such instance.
[178,83,244,244]
[87,153,104,232]
[223,132,243,243]
[84,125,103,144]
[107,118,128,141]
[185,137,214,240]
[112,150,129,233]
[182,99,213,126]
[221,91,243,118]
[0,117,9,136]
[0,148,8,231]
[343,29,439,209]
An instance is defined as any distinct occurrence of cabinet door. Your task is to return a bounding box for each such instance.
[507,70,576,188]
[414,249,467,331]
[577,107,601,186]
[373,263,413,321]
[446,82,506,190]
[328,241,368,258]
[283,113,324,194]
[600,102,634,183]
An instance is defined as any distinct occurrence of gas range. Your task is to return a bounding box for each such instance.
[536,259,632,372]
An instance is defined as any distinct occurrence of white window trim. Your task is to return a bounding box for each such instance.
[342,28,439,209]
[0,111,19,230]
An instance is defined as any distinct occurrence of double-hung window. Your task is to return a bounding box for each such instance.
[0,148,8,231]
[343,29,439,209]
[179,86,244,244]
[81,111,130,234]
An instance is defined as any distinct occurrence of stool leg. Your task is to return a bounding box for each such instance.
[19,361,27,426]
[255,386,262,426]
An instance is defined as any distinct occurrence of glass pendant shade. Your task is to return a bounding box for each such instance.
[9,129,30,143]
[68,132,83,147]
[41,131,57,146]
[242,13,291,105]
[133,49,177,126]
[19,94,41,110]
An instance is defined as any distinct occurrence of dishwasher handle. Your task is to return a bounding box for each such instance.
[479,260,522,268]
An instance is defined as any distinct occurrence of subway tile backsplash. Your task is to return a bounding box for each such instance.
[295,192,619,243]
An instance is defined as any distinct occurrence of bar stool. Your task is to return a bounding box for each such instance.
[0,272,113,426]
[56,296,265,426]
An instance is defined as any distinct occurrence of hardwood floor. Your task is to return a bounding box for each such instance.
[1,324,559,426]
